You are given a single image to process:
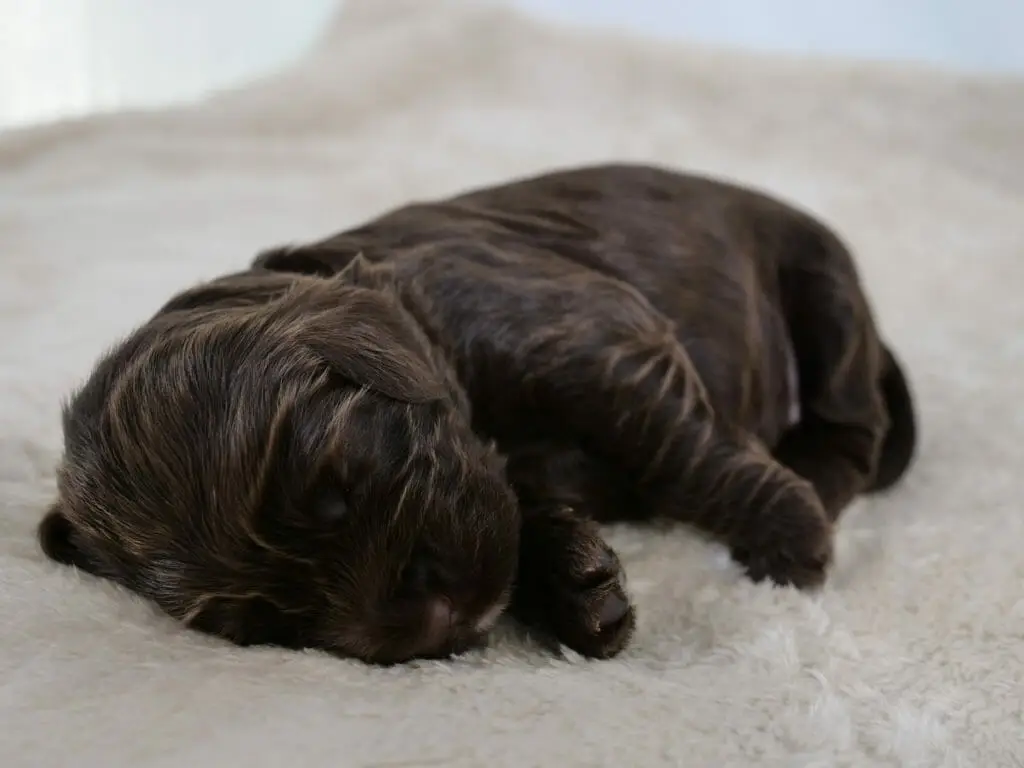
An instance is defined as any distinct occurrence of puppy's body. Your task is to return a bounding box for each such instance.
[41,164,916,662]
[267,168,802,449]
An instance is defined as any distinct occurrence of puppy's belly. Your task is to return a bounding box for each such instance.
[683,328,801,446]
[760,332,802,442]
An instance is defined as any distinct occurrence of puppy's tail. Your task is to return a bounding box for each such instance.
[868,343,917,492]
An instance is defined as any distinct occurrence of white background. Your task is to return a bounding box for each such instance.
[1,0,1022,129]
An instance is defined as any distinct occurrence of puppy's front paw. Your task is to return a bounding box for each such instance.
[730,487,833,589]
[548,537,635,658]
[514,511,635,659]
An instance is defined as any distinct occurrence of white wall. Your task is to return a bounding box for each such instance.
[0,0,338,129]
[1,0,1021,130]
[507,0,1024,75]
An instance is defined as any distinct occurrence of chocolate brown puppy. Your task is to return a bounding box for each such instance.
[39,163,916,663]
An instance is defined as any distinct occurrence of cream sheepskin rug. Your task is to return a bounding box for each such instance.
[2,1,1022,765]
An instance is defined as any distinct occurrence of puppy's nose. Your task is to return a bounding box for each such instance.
[421,597,456,652]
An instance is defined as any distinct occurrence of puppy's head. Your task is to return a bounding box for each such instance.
[40,272,519,663]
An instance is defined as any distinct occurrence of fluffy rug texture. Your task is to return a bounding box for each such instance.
[2,1,1022,765]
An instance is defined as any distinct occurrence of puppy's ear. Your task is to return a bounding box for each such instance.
[38,502,99,575]
[302,289,445,405]
[335,253,402,293]
[160,271,300,313]
[253,244,356,277]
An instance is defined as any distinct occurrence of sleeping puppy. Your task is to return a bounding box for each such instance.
[38,163,916,664]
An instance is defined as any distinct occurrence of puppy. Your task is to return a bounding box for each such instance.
[39,163,916,663]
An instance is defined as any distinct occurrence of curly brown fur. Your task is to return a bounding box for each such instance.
[40,163,916,663]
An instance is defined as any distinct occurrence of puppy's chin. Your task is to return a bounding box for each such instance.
[415,590,512,658]
[324,511,519,666]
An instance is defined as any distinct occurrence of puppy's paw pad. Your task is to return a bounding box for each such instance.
[597,591,630,627]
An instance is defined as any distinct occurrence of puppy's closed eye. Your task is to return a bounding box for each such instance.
[309,480,349,524]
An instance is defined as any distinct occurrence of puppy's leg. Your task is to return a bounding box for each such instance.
[773,226,896,520]
[492,281,832,589]
[503,443,637,659]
